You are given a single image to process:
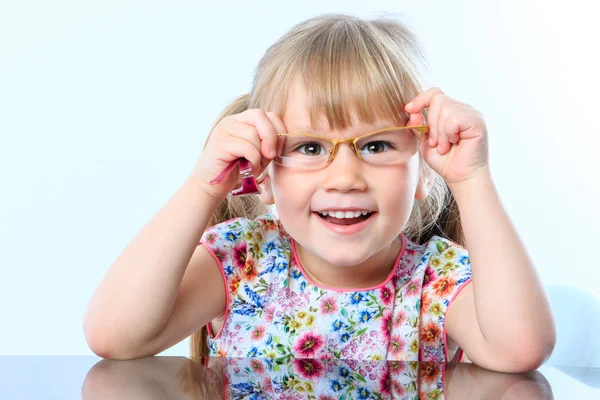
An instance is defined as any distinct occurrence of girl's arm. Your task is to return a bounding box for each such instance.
[83,177,226,359]
[445,166,556,372]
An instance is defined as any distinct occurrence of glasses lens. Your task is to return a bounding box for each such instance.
[355,128,420,165]
[273,134,332,169]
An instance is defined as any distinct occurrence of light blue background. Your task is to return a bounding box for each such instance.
[1,0,598,360]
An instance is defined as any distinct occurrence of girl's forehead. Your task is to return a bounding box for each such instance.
[280,79,408,136]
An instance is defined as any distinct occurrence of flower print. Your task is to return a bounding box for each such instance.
[443,248,457,260]
[216,348,227,357]
[428,389,444,400]
[442,261,454,272]
[228,275,241,294]
[359,310,373,323]
[319,396,336,400]
[430,302,442,316]
[292,269,302,279]
[250,359,265,374]
[241,258,259,281]
[331,320,347,332]
[356,386,371,399]
[203,231,217,246]
[225,230,239,242]
[419,362,442,385]
[214,248,229,264]
[262,218,278,232]
[293,359,324,380]
[350,292,365,305]
[340,333,351,343]
[330,379,344,392]
[392,309,407,329]
[420,321,442,346]
[251,326,266,341]
[421,293,432,313]
[380,311,392,340]
[389,360,407,373]
[403,278,421,298]
[293,331,325,357]
[244,231,254,242]
[430,257,441,268]
[388,334,407,357]
[319,295,339,315]
[432,276,456,297]
[233,242,247,268]
[247,347,259,357]
[305,314,316,328]
[296,311,307,320]
[423,268,436,287]
[339,366,350,378]
[378,369,391,395]
[409,339,419,354]
[390,379,406,397]
[459,254,470,265]
[379,286,393,306]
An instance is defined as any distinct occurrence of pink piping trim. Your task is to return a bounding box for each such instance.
[442,277,473,362]
[199,241,230,340]
[290,233,406,293]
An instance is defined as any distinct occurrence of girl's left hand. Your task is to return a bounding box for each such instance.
[404,87,490,186]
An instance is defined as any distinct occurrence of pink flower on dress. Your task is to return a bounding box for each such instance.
[378,369,391,395]
[319,295,339,315]
[292,359,324,380]
[203,231,217,246]
[403,278,421,298]
[423,268,437,287]
[388,334,407,358]
[233,242,247,268]
[213,247,227,263]
[392,309,407,329]
[293,331,325,358]
[380,311,392,340]
[379,286,394,306]
[264,305,276,323]
[250,359,265,374]
[251,325,266,341]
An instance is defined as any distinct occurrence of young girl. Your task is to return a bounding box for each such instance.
[83,13,556,374]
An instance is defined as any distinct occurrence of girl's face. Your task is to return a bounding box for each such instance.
[267,82,424,271]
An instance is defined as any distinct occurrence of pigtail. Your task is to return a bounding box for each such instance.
[190,94,270,358]
[404,159,466,247]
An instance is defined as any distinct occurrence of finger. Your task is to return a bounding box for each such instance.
[233,109,279,159]
[404,87,445,114]
[426,98,440,148]
[436,107,451,155]
[264,111,288,158]
[226,120,262,152]
[445,112,461,145]
[406,112,426,143]
[221,138,264,177]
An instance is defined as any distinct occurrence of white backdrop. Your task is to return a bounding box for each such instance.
[1,0,598,360]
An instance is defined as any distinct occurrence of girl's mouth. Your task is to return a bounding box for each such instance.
[315,211,375,226]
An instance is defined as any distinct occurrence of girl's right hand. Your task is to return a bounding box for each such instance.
[189,109,287,201]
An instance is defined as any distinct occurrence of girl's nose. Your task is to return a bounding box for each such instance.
[321,144,368,193]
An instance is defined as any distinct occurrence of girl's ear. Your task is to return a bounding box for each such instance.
[414,175,432,201]
[258,174,275,205]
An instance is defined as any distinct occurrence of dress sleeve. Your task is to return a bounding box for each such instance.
[419,235,473,362]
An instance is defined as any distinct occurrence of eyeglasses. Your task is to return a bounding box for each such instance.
[210,125,428,197]
[273,125,428,170]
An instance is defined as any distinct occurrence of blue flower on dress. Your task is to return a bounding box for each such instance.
[350,292,364,305]
[359,310,372,323]
[330,379,344,392]
[459,255,470,265]
[357,387,371,399]
[331,320,346,331]
[247,347,259,357]
[225,231,239,242]
[292,269,302,279]
[340,333,351,342]
[339,366,350,377]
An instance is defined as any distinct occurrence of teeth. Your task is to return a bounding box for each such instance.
[318,210,372,218]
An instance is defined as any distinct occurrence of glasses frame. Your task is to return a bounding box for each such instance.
[209,125,429,197]
[273,125,429,169]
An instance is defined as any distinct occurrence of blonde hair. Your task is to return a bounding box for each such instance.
[191,13,464,358]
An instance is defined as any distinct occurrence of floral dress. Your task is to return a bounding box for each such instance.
[200,214,472,366]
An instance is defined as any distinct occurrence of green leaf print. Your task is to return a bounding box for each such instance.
[435,240,449,253]
[352,371,367,383]
[355,327,368,337]
[341,307,349,318]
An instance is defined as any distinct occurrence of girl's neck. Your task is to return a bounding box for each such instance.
[292,236,403,290]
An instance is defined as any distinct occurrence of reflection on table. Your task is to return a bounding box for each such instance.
[82,356,554,399]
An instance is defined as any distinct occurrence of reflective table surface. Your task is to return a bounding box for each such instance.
[0,356,599,399]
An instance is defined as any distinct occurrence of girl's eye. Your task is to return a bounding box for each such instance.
[359,141,392,154]
[296,142,327,156]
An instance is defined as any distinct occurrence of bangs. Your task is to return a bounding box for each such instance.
[251,16,426,132]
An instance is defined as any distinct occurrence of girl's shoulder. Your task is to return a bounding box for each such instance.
[403,234,470,275]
